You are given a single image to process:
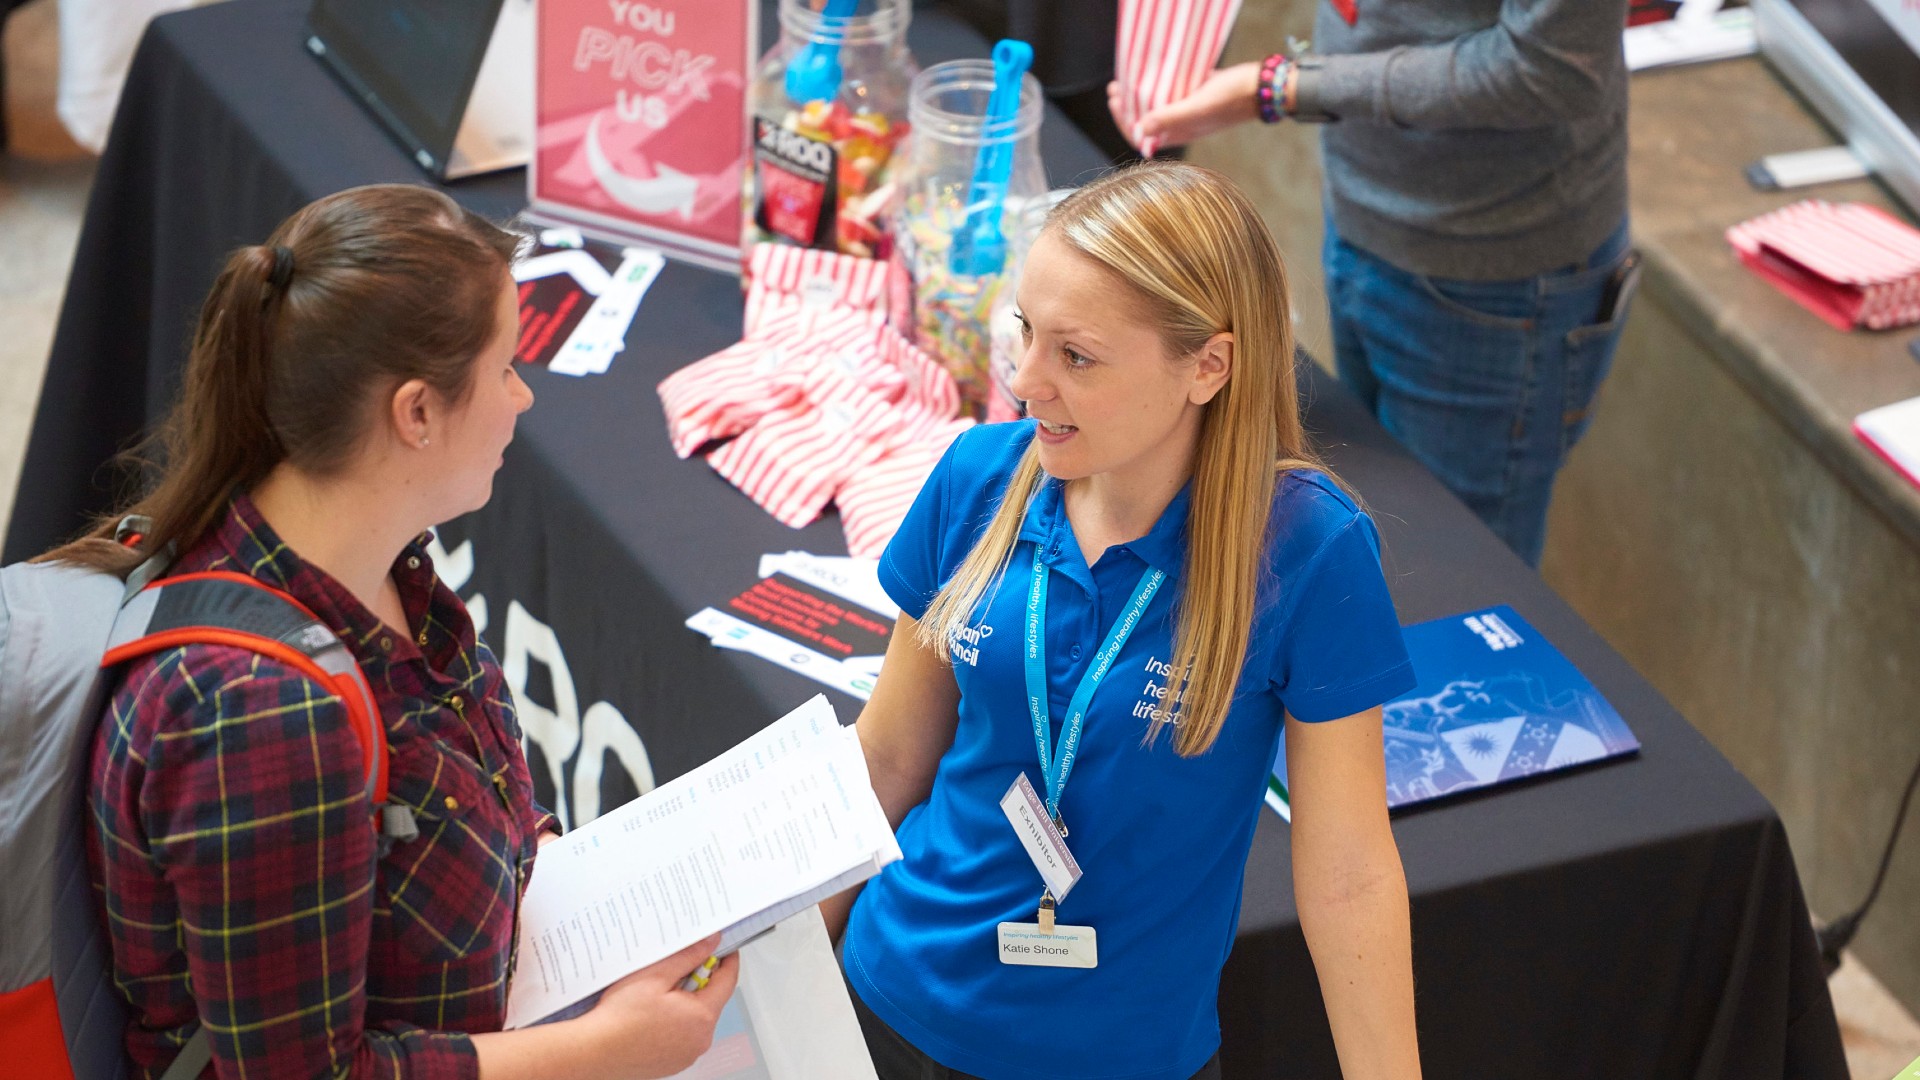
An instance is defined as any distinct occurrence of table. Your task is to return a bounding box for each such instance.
[1540,55,1920,1018]
[2,1,1848,1075]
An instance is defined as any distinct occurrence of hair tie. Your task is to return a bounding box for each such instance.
[268,245,296,291]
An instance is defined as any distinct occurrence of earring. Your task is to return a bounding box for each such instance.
[420,437,430,448]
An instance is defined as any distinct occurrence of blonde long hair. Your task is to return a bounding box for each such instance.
[916,162,1331,757]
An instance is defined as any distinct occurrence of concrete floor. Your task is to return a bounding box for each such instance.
[0,0,1915,1074]
[0,0,90,534]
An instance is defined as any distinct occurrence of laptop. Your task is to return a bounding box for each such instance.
[304,0,533,181]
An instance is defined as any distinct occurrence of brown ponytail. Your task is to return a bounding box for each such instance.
[42,184,523,573]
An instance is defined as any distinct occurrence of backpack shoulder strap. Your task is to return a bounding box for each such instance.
[104,571,414,845]
[155,1029,210,1080]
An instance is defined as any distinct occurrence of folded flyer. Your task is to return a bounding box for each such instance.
[687,553,896,700]
[1268,606,1639,820]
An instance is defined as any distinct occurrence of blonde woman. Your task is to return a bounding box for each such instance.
[821,162,1421,1079]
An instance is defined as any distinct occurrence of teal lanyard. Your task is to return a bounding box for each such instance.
[1022,545,1165,830]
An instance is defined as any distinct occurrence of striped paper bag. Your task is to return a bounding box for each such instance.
[1113,0,1245,157]
[707,364,911,529]
[744,243,891,338]
[658,309,892,457]
[1726,200,1920,331]
[839,416,976,558]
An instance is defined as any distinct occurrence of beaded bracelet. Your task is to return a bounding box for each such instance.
[1257,53,1290,124]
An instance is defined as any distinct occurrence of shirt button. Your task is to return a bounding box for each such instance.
[407,556,421,570]
[380,636,393,651]
[1070,644,1083,660]
[444,795,459,811]
[449,695,464,711]
[417,629,428,646]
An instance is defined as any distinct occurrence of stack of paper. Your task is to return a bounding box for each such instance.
[505,696,897,1028]
[548,247,666,375]
[1726,200,1920,331]
[512,227,666,377]
[1856,395,1920,490]
[1623,6,1755,71]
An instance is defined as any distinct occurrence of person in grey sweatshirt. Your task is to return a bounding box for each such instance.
[1113,0,1639,566]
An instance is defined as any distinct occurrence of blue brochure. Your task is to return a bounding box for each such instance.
[1267,606,1639,820]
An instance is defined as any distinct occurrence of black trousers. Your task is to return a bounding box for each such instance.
[848,980,1224,1080]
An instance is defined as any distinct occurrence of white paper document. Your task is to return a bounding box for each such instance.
[755,551,902,621]
[1623,7,1755,72]
[505,696,898,1028]
[549,246,666,376]
[659,907,879,1080]
[1856,395,1920,491]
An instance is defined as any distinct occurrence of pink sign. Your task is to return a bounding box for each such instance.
[531,0,755,271]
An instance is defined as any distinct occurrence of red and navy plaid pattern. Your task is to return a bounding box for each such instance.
[86,495,556,1079]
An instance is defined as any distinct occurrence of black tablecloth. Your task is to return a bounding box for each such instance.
[4,2,1847,1076]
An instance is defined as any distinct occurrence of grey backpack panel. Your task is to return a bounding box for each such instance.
[52,782,130,1080]
[4,553,409,1080]
[0,561,122,991]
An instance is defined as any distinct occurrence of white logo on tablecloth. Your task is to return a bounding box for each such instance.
[429,533,656,830]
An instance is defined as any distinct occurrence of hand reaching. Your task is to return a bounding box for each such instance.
[1109,62,1263,156]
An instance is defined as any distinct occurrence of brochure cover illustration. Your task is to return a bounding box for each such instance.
[1267,606,1640,820]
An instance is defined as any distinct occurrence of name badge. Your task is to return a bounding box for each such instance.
[998,922,1098,968]
[1000,773,1082,902]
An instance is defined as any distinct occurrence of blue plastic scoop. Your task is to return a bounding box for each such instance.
[949,39,1033,278]
[784,0,859,105]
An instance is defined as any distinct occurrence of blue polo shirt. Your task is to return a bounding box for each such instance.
[843,421,1415,1080]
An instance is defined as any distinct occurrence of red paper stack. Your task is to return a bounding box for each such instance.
[1113,0,1244,157]
[1725,200,1920,331]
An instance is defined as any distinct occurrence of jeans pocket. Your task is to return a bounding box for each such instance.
[1560,256,1642,449]
[1414,272,1536,331]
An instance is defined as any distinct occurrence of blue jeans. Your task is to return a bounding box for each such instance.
[1325,222,1638,566]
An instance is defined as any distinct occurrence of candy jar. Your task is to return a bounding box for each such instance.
[891,48,1046,414]
[986,286,1025,423]
[984,188,1072,422]
[745,0,917,261]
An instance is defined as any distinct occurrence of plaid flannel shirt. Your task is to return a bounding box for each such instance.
[86,495,557,1079]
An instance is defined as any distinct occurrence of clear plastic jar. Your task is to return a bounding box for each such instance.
[744,0,918,261]
[891,58,1046,414]
[984,188,1073,422]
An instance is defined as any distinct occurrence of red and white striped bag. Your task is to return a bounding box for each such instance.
[875,325,962,420]
[744,242,891,338]
[707,364,915,528]
[658,308,892,458]
[1112,0,1245,157]
[838,416,977,558]
[1726,200,1920,331]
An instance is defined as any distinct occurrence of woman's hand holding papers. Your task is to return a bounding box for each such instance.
[473,933,739,1079]
[589,934,742,1078]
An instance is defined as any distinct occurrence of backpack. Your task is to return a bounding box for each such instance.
[0,517,417,1080]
